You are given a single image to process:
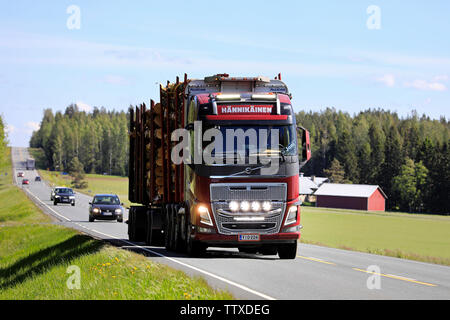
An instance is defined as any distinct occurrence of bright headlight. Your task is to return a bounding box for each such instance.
[262,201,272,212]
[284,206,298,226]
[229,201,239,212]
[93,208,100,213]
[240,201,250,212]
[115,208,122,214]
[251,201,261,212]
[69,196,75,199]
[197,204,213,226]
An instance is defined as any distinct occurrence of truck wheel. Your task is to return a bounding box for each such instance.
[128,207,136,241]
[278,242,298,260]
[186,222,205,257]
[173,205,185,253]
[128,207,146,242]
[187,239,206,257]
[145,210,154,245]
[164,205,174,250]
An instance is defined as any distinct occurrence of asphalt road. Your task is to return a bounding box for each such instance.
[11,147,450,300]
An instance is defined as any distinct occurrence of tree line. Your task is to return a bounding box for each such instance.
[30,105,449,214]
[0,115,8,166]
[297,108,450,214]
[30,105,129,177]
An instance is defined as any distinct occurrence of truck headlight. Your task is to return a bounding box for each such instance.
[284,206,298,226]
[262,201,272,212]
[197,204,213,226]
[229,201,239,212]
[240,201,250,212]
[251,201,261,212]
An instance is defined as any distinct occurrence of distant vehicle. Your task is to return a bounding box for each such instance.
[53,187,75,206]
[89,194,124,223]
[17,172,24,177]
[35,176,41,182]
[22,179,30,185]
[26,158,35,170]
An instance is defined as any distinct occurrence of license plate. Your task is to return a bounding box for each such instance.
[102,212,112,216]
[238,234,260,242]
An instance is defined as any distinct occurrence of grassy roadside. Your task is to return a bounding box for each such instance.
[300,206,450,266]
[0,148,232,300]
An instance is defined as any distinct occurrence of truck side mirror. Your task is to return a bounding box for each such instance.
[297,126,311,167]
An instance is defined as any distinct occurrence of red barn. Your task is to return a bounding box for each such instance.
[314,183,387,211]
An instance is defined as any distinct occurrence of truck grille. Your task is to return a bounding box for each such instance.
[210,183,287,235]
[210,183,286,201]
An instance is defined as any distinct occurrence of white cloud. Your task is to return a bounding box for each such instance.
[376,74,395,87]
[25,121,40,133]
[76,102,92,112]
[404,79,447,91]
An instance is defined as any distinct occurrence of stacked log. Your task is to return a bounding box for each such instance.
[140,79,185,202]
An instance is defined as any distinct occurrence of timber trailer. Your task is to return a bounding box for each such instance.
[128,74,311,259]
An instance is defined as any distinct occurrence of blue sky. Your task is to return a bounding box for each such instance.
[1,0,449,146]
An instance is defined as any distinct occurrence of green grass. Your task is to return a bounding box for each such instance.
[300,206,450,265]
[0,148,233,300]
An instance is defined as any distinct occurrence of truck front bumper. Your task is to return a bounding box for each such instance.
[193,231,300,247]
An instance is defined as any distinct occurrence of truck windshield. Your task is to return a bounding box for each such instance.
[202,124,297,164]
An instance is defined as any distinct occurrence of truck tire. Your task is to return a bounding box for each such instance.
[164,205,175,251]
[128,207,137,241]
[187,238,206,257]
[173,205,186,253]
[278,242,298,260]
[129,206,146,242]
[145,209,163,246]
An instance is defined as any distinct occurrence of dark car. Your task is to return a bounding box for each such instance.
[35,176,41,182]
[89,194,124,222]
[22,178,30,185]
[53,187,75,206]
[17,172,24,177]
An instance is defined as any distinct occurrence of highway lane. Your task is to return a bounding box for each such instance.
[11,147,450,300]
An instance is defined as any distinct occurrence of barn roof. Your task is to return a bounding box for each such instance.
[314,183,387,199]
[299,176,329,195]
[299,177,319,195]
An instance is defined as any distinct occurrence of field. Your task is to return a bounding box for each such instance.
[0,149,232,299]
[300,207,450,265]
